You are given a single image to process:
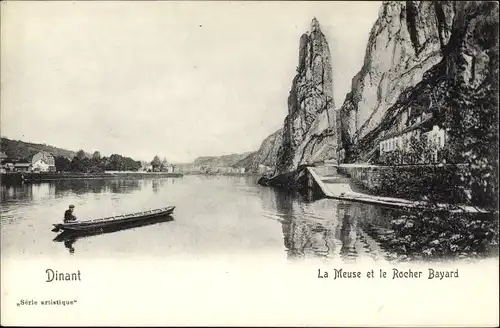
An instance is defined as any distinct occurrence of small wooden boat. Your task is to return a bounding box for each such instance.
[53,215,174,252]
[52,206,175,233]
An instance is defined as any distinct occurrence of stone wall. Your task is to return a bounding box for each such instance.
[337,164,471,205]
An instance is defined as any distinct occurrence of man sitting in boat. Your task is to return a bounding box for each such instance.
[64,205,78,223]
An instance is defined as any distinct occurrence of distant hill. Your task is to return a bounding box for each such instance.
[234,151,257,170]
[0,136,258,171]
[193,152,254,168]
[0,137,77,161]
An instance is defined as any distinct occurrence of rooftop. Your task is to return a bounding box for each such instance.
[14,163,31,167]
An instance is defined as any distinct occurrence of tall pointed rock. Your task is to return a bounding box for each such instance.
[275,18,337,175]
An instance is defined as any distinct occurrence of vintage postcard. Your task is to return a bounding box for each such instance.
[1,1,498,326]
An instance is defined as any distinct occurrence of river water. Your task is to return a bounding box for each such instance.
[1,175,497,262]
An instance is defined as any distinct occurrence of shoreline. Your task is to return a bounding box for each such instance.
[0,171,259,184]
[259,165,494,216]
[0,172,184,183]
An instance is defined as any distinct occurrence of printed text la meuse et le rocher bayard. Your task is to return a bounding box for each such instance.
[42,268,460,282]
[317,268,459,280]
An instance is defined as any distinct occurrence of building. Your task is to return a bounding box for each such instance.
[379,111,447,164]
[425,124,446,163]
[14,163,32,172]
[2,161,15,172]
[166,165,175,173]
[31,151,56,172]
[0,152,8,173]
[32,159,54,172]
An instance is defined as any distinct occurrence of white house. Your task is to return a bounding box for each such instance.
[425,125,446,163]
[379,122,446,163]
[32,159,53,172]
[380,129,421,154]
[31,151,56,172]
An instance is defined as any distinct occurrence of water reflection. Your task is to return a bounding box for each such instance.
[265,183,498,262]
[274,190,339,260]
[54,179,142,195]
[2,175,496,261]
[108,179,141,194]
[1,179,144,203]
[54,179,108,195]
[53,215,175,254]
[151,179,175,193]
[336,204,353,261]
[1,183,34,202]
[152,179,161,193]
[266,186,399,262]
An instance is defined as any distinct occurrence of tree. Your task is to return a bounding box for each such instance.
[54,156,71,172]
[161,157,168,171]
[105,154,141,171]
[70,156,91,172]
[443,81,498,210]
[92,151,101,160]
[151,155,162,171]
[76,149,87,160]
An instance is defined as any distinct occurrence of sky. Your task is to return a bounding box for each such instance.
[1,1,382,163]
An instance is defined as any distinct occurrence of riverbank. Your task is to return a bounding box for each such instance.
[260,164,494,215]
[0,172,183,183]
[182,172,256,177]
[307,166,491,214]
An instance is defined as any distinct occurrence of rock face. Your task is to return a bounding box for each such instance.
[248,129,283,173]
[254,0,497,196]
[274,18,337,175]
[343,1,498,165]
[444,1,498,90]
[232,129,283,174]
[339,1,456,162]
[339,1,498,209]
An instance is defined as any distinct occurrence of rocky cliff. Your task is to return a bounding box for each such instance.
[274,18,338,175]
[339,1,456,162]
[344,1,498,163]
[346,1,498,208]
[255,0,498,198]
[242,129,283,173]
